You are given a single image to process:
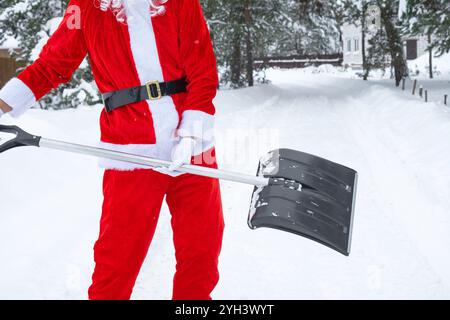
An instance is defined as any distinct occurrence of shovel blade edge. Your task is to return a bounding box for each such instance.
[248,149,358,256]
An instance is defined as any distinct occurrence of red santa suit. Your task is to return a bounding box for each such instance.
[0,0,224,300]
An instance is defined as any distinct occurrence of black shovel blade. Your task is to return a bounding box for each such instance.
[248,149,358,256]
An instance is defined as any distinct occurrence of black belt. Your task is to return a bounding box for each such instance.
[102,78,187,113]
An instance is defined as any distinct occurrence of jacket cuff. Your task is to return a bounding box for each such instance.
[177,110,215,142]
[0,78,37,118]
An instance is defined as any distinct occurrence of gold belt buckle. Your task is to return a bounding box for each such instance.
[146,80,162,100]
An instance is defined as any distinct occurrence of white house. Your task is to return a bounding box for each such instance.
[342,4,430,69]
[342,22,367,68]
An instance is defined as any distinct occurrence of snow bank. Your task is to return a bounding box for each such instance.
[408,51,450,78]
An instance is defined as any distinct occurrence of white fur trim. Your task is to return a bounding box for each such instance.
[97,141,183,177]
[0,78,36,118]
[124,1,165,85]
[116,0,179,173]
[97,139,214,174]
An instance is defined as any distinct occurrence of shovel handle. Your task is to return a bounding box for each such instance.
[39,137,270,187]
[1,125,269,187]
[0,125,41,153]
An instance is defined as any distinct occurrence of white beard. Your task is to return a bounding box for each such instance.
[98,0,169,23]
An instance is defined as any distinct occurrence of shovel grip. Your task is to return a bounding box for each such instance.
[0,125,41,153]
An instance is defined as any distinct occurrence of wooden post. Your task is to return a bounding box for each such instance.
[425,90,428,103]
[402,78,406,91]
[412,79,417,95]
[445,94,448,106]
[419,86,423,98]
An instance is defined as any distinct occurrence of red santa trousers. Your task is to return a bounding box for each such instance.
[88,151,224,300]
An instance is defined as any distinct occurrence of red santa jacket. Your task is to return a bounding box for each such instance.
[0,0,218,170]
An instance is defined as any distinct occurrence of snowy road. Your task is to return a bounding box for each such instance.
[1,69,450,299]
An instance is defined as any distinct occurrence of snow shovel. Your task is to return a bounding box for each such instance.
[0,125,358,256]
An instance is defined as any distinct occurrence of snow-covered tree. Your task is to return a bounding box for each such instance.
[342,0,407,85]
[376,0,408,86]
[203,0,345,88]
[402,0,450,56]
[270,0,342,55]
[402,0,450,78]
[364,29,390,78]
[0,0,99,109]
[202,0,285,88]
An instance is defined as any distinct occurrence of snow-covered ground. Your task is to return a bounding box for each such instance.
[1,68,450,299]
[408,50,450,79]
[405,51,450,105]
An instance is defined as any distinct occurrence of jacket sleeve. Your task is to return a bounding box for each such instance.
[177,0,219,141]
[0,1,87,117]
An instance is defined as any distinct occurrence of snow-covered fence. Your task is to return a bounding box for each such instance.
[254,54,343,69]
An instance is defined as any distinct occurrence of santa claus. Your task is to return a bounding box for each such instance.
[0,0,224,300]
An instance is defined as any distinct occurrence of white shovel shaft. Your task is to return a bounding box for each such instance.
[39,138,270,187]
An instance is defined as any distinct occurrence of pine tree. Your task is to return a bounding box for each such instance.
[402,0,450,56]
[202,0,285,88]
[202,0,345,88]
[342,0,408,85]
[376,0,407,86]
[402,0,450,78]
[364,29,390,78]
[272,0,341,56]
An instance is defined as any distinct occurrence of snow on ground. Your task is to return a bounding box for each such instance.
[408,51,450,79]
[1,68,450,299]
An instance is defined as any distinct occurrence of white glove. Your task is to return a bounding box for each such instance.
[168,137,197,172]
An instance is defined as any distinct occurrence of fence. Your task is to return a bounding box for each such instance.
[0,49,26,88]
[254,53,343,69]
[400,77,450,106]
